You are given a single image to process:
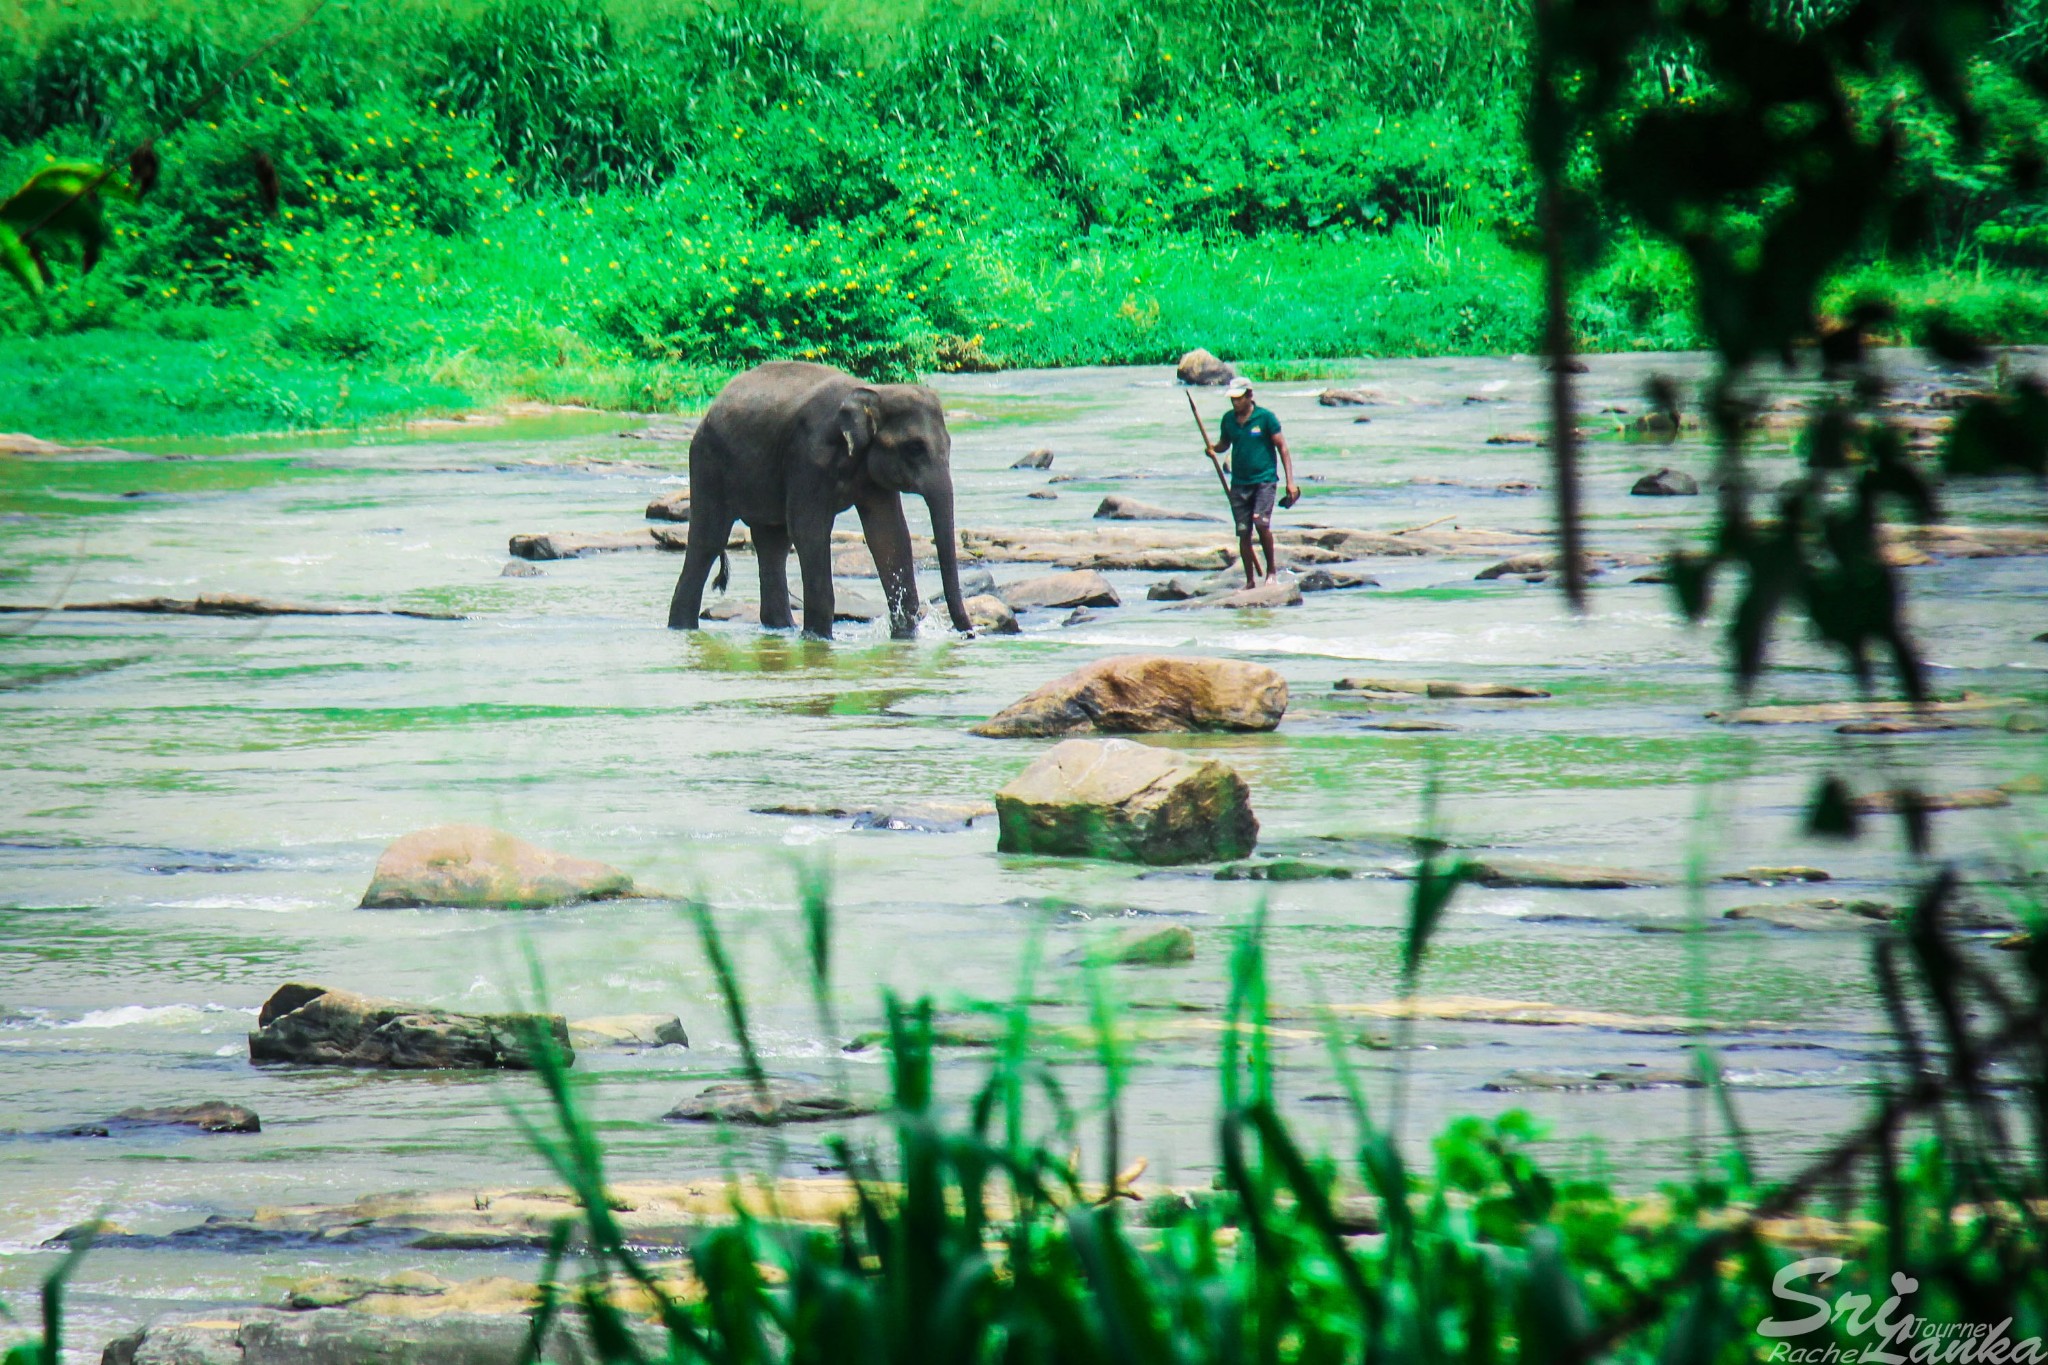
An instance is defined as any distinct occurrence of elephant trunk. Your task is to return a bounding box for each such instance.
[921,470,974,634]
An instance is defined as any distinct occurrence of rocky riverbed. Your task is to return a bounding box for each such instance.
[1,349,2043,1358]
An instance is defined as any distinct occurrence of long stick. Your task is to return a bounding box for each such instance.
[1186,393,1263,578]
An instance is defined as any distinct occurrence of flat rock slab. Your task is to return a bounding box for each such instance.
[0,593,462,621]
[57,1101,259,1137]
[1,432,126,456]
[995,737,1257,865]
[152,1178,865,1253]
[1298,569,1377,591]
[1466,858,1672,889]
[1353,719,1458,732]
[1089,547,1235,572]
[1484,1067,1700,1092]
[664,1078,874,1126]
[361,824,642,909]
[1708,697,2018,724]
[1202,581,1304,610]
[509,528,676,560]
[1476,551,1655,580]
[974,655,1288,738]
[567,1014,689,1049]
[1850,787,2011,814]
[248,983,571,1071]
[1094,494,1221,522]
[1308,995,1695,1034]
[1724,900,1894,931]
[102,1306,657,1364]
[1335,677,1551,699]
[283,1269,539,1316]
[997,569,1121,610]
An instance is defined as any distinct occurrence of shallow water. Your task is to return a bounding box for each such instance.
[2,349,2043,1353]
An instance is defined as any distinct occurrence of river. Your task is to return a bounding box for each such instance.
[1,349,2041,1355]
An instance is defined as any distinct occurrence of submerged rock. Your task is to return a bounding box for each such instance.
[1176,348,1235,385]
[567,1014,689,1049]
[102,1306,653,1365]
[1708,697,2018,725]
[994,738,1258,865]
[996,570,1121,611]
[1465,858,1671,889]
[1147,578,1196,601]
[1334,677,1550,699]
[1094,494,1221,523]
[1168,580,1302,610]
[0,593,462,621]
[1724,900,1894,931]
[664,1078,874,1126]
[1630,467,1700,496]
[1062,607,1099,627]
[1080,923,1196,966]
[1484,1067,1699,1092]
[1307,995,1693,1033]
[844,1016,1007,1051]
[1721,866,1830,886]
[973,655,1288,738]
[1297,569,1377,592]
[248,983,571,1071]
[498,561,544,578]
[1026,489,1058,500]
[57,1101,259,1138]
[360,824,642,910]
[1011,448,1055,469]
[1215,858,1354,881]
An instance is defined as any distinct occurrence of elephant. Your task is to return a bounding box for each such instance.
[665,361,974,641]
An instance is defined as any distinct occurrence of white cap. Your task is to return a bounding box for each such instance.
[1223,376,1253,397]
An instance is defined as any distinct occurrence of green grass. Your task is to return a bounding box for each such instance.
[0,0,2044,442]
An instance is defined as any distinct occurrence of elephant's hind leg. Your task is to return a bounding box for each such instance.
[667,512,738,630]
[754,524,796,629]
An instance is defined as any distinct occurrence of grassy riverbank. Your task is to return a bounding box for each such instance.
[3,0,2047,439]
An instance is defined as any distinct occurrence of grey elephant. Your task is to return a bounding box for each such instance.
[666,361,974,640]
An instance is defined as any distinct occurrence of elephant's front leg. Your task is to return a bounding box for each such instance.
[754,523,796,629]
[791,511,839,640]
[856,493,920,640]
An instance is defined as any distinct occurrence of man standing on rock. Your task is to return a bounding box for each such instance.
[1210,377,1299,588]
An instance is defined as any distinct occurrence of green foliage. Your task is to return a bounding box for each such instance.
[499,868,2047,1364]
[2,0,2046,434]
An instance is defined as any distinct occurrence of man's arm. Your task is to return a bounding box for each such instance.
[1275,430,1300,500]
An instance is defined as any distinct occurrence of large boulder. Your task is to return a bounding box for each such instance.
[360,825,643,909]
[994,738,1258,864]
[996,570,1121,611]
[248,983,571,1071]
[973,655,1287,738]
[1094,494,1220,523]
[1176,348,1236,385]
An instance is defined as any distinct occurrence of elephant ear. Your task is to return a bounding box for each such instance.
[836,388,879,472]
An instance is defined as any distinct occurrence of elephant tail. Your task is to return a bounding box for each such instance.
[713,549,730,593]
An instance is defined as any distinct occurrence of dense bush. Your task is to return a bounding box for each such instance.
[1,0,2044,433]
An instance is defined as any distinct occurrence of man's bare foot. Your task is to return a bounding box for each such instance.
[1261,573,1277,586]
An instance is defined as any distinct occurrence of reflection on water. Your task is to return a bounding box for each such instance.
[0,350,2042,1350]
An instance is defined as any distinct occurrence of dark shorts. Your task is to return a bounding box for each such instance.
[1228,481,1277,532]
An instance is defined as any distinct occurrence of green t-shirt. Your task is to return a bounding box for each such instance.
[1219,405,1282,486]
